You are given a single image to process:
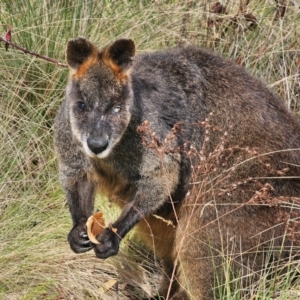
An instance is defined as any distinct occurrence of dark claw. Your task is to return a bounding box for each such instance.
[68,223,95,253]
[81,237,93,245]
[79,231,89,239]
[78,244,94,252]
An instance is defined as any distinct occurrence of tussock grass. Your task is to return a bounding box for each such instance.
[0,0,299,299]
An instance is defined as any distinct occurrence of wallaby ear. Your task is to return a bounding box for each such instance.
[102,39,135,74]
[66,37,99,70]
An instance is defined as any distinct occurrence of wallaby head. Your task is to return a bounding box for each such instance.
[66,37,135,159]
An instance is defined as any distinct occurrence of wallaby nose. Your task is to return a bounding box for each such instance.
[87,136,109,155]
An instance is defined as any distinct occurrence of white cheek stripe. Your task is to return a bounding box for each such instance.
[70,112,84,145]
[96,146,112,159]
[82,140,97,158]
[82,138,113,159]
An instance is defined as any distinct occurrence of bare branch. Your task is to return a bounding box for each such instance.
[0,36,68,68]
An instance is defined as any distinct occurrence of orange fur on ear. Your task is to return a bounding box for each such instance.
[74,52,99,79]
[101,39,135,81]
[66,37,99,79]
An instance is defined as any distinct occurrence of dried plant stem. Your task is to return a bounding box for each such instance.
[0,36,68,68]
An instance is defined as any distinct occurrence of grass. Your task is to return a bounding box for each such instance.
[0,0,300,299]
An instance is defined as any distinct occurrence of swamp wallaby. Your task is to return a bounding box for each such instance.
[54,37,300,299]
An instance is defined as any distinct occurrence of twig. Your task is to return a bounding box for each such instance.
[0,36,68,68]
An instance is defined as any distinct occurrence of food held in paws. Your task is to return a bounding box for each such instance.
[86,212,105,244]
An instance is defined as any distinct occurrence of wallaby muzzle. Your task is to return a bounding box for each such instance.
[87,135,109,155]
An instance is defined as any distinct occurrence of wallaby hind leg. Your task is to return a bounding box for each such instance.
[174,204,221,300]
[175,237,215,300]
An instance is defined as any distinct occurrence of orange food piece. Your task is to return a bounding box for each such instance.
[86,212,105,244]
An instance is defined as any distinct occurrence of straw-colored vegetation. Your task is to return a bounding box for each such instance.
[0,0,299,299]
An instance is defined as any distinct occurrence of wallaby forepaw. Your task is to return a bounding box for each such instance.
[94,227,120,259]
[68,223,94,253]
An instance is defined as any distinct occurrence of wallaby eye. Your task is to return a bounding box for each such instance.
[77,101,86,112]
[113,105,121,113]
